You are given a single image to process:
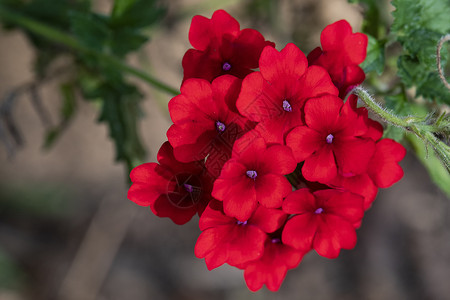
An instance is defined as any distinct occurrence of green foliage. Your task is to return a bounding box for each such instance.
[391,0,450,104]
[0,0,168,173]
[360,34,385,74]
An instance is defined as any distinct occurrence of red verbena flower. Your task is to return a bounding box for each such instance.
[167,75,252,178]
[236,43,338,144]
[307,20,368,97]
[282,188,364,258]
[195,201,287,270]
[183,9,275,82]
[243,237,305,292]
[128,142,212,225]
[212,136,296,221]
[286,94,375,183]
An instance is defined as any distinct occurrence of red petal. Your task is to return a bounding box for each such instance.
[297,65,338,100]
[333,137,375,175]
[313,214,357,258]
[302,146,337,183]
[307,46,323,65]
[227,225,266,266]
[181,48,221,82]
[314,189,364,223]
[368,139,406,188]
[233,28,274,68]
[260,144,297,175]
[282,214,317,251]
[343,32,368,65]
[151,195,197,225]
[282,188,316,214]
[195,226,230,269]
[255,174,292,208]
[237,72,279,122]
[128,163,172,206]
[188,15,211,51]
[211,75,242,113]
[259,43,308,82]
[304,95,342,132]
[320,20,352,52]
[250,206,287,233]
[198,201,234,231]
[222,178,258,221]
[330,174,378,210]
[286,126,322,162]
[244,241,304,292]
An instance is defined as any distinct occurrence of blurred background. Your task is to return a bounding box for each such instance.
[0,0,449,299]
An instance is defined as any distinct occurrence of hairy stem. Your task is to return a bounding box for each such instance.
[437,34,450,91]
[352,87,450,173]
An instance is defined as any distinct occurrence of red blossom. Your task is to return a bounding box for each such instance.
[212,136,296,221]
[167,75,252,178]
[307,20,368,97]
[195,201,287,270]
[236,43,338,144]
[128,142,212,225]
[286,95,375,183]
[282,188,364,258]
[368,138,406,188]
[243,238,305,292]
[183,10,274,82]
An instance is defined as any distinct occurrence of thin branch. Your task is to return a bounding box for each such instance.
[437,34,450,91]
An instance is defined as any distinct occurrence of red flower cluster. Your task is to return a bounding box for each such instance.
[128,10,406,292]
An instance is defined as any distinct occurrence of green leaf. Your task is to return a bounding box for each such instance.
[112,0,138,18]
[361,34,385,74]
[109,0,166,29]
[97,81,146,171]
[110,28,148,57]
[391,0,450,104]
[347,0,385,39]
[70,11,110,51]
[406,133,450,198]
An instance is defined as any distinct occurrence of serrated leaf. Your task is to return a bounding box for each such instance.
[391,0,450,104]
[112,0,138,18]
[110,28,148,57]
[97,82,146,171]
[361,34,385,74]
[109,0,166,29]
[70,11,110,51]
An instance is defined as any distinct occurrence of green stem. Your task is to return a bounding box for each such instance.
[352,86,450,173]
[352,86,410,127]
[0,5,179,96]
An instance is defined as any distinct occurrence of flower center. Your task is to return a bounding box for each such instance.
[282,99,292,112]
[236,220,248,225]
[222,62,231,71]
[246,170,258,179]
[183,183,194,193]
[326,134,334,144]
[314,207,324,214]
[216,120,226,132]
[271,238,281,244]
